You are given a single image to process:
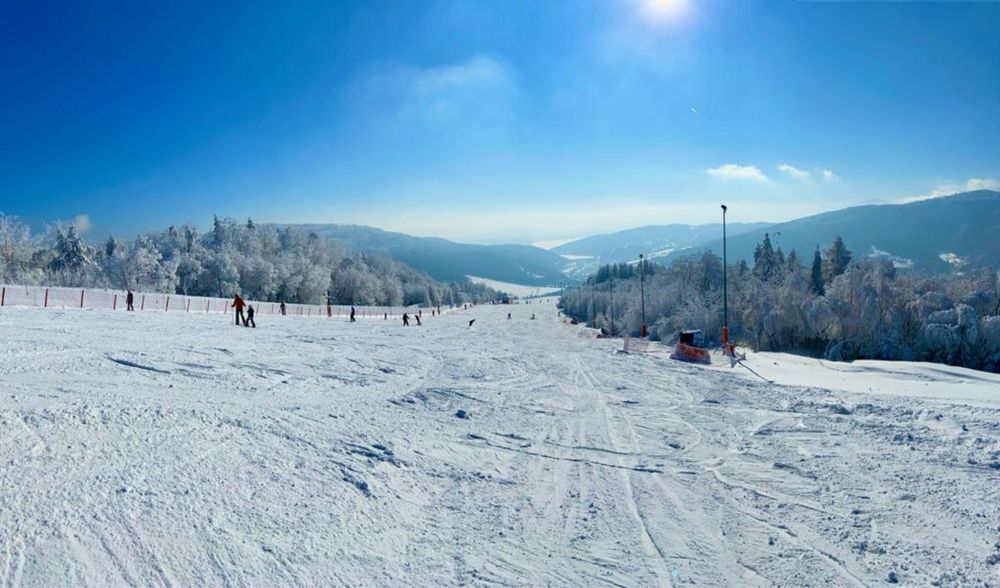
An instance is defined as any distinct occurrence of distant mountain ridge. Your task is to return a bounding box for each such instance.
[659,190,1000,271]
[273,224,571,287]
[269,190,999,287]
[553,222,770,279]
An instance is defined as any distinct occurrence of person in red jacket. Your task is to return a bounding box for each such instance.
[232,294,247,326]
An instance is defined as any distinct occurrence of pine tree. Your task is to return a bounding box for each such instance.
[810,246,825,296]
[105,234,119,258]
[786,249,800,270]
[822,236,852,283]
[49,225,91,272]
[753,233,778,281]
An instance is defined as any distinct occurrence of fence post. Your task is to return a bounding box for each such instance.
[80,289,85,308]
[1,286,5,307]
[165,296,170,311]
[187,299,191,312]
[141,295,145,311]
[113,293,117,310]
[44,288,49,308]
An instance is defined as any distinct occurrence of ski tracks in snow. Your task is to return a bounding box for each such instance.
[1,305,998,585]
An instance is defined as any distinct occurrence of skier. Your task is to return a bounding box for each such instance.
[468,319,475,328]
[402,313,410,326]
[280,301,287,316]
[232,294,247,326]
[415,314,422,326]
[246,304,256,328]
[531,313,536,320]
[350,306,356,322]
[126,290,135,311]
[507,312,512,320]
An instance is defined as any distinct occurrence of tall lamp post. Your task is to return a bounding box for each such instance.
[609,276,615,337]
[591,279,597,329]
[639,253,647,338]
[721,204,729,353]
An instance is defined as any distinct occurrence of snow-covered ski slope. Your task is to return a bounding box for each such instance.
[1,302,998,586]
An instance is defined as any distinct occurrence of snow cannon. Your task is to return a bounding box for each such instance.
[670,330,711,365]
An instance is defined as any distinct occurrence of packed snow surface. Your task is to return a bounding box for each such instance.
[715,351,1000,409]
[1,302,999,586]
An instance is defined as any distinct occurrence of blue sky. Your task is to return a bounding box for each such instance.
[1,0,998,244]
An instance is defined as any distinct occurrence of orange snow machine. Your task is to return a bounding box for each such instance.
[670,330,711,365]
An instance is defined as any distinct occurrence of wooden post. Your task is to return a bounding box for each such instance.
[0,286,5,306]
[113,293,117,310]
[165,296,170,311]
[141,295,145,311]
[44,288,49,308]
[80,289,85,308]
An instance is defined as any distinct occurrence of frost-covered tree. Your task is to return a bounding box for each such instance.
[561,248,1000,371]
[823,236,852,283]
[49,225,92,272]
[752,233,779,282]
[0,214,33,282]
[0,215,503,309]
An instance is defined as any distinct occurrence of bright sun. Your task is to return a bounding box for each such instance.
[641,0,692,23]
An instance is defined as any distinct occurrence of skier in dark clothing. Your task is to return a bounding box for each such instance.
[246,305,256,328]
[507,312,512,320]
[350,306,356,322]
[126,290,135,311]
[232,294,247,326]
[415,314,422,326]
[279,301,286,316]
[402,313,410,326]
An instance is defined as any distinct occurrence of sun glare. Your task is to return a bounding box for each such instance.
[640,0,692,24]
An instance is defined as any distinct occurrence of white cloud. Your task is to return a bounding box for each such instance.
[706,163,767,182]
[411,55,513,101]
[777,164,810,180]
[900,177,1000,203]
[966,177,1000,191]
[398,55,517,123]
[73,214,91,234]
[357,55,518,134]
[820,169,839,181]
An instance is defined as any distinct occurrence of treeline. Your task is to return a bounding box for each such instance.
[560,234,1000,372]
[0,215,501,307]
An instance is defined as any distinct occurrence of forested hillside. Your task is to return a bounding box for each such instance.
[560,234,1000,372]
[0,216,500,307]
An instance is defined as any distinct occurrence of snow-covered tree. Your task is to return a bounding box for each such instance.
[823,236,852,283]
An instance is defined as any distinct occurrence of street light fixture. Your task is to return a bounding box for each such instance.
[639,253,647,338]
